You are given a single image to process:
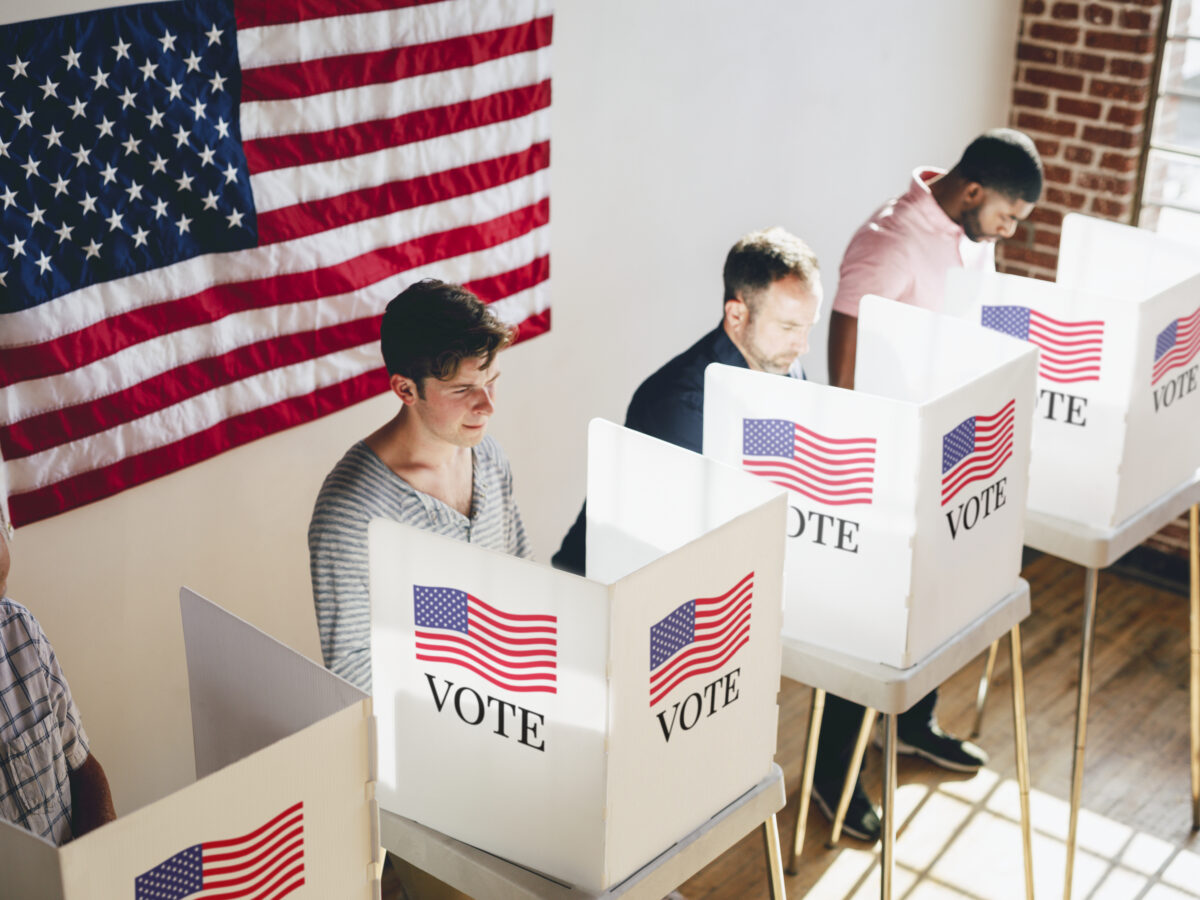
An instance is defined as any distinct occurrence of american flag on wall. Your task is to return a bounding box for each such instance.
[134,802,304,900]
[1153,304,1200,385]
[413,584,557,694]
[648,572,752,708]
[0,0,551,527]
[741,418,876,506]
[940,399,1014,506]
[980,305,1104,384]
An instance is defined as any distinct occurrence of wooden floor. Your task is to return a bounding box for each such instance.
[678,553,1200,900]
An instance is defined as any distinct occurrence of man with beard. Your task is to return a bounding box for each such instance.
[552,226,822,573]
[816,128,1042,842]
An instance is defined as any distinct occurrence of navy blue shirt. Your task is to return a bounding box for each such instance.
[552,324,751,574]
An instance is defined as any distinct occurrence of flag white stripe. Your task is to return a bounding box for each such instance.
[1,227,548,423]
[0,170,549,348]
[240,46,551,143]
[250,106,550,213]
[236,0,544,70]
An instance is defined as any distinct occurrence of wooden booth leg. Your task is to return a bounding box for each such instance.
[1064,567,1099,900]
[1010,625,1035,900]
[829,708,878,847]
[787,688,825,875]
[762,815,787,900]
[880,713,897,900]
[1190,503,1199,831]
[972,640,999,738]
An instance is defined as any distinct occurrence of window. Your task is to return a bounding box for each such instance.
[1139,0,1200,241]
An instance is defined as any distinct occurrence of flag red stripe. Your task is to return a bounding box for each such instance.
[467,591,556,623]
[416,628,555,661]
[464,254,549,304]
[415,654,555,693]
[651,609,751,691]
[693,575,753,617]
[467,615,557,648]
[235,0,449,29]
[692,589,752,633]
[693,571,754,609]
[743,464,875,506]
[943,422,1015,485]
[244,80,551,177]
[206,835,302,879]
[204,818,301,863]
[470,602,557,634]
[650,634,750,708]
[793,422,877,448]
[792,440,876,468]
[204,803,303,851]
[743,460,875,490]
[256,138,550,246]
[785,447,877,479]
[415,642,556,680]
[415,636,554,668]
[241,18,552,103]
[205,842,302,888]
[0,199,548,386]
[1041,373,1102,384]
[203,856,304,900]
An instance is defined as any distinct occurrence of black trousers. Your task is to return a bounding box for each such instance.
[813,688,939,787]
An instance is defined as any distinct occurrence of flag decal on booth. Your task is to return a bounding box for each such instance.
[741,418,876,506]
[980,305,1104,384]
[941,400,1015,505]
[0,0,553,527]
[414,585,557,694]
[1153,304,1200,385]
[134,801,304,900]
[648,572,753,707]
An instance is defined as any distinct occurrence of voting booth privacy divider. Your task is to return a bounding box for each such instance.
[0,589,376,900]
[944,214,1200,530]
[705,296,1038,668]
[369,420,787,892]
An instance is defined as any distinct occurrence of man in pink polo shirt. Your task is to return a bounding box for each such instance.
[815,129,1042,843]
[828,128,1043,388]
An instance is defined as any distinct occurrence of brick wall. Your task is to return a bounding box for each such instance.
[999,0,1167,280]
[1002,0,1193,564]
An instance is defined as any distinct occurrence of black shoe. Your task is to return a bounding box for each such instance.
[811,779,881,843]
[883,722,989,772]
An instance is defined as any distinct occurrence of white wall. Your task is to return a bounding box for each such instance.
[6,1,1020,812]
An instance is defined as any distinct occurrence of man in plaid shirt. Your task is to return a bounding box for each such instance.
[0,478,115,845]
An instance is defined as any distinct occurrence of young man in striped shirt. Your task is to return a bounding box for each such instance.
[308,280,531,696]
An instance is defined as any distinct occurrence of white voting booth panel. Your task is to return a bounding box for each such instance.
[944,214,1200,529]
[370,420,786,893]
[0,589,376,900]
[704,296,1038,668]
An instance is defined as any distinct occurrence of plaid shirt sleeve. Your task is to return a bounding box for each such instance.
[0,597,90,845]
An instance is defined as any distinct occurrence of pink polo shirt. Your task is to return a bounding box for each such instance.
[831,168,994,317]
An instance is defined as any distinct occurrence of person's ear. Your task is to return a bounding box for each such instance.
[390,373,420,406]
[724,296,748,330]
[962,181,985,208]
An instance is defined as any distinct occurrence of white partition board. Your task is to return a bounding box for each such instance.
[1058,213,1200,299]
[704,296,1036,668]
[0,591,377,899]
[370,421,786,892]
[945,227,1200,530]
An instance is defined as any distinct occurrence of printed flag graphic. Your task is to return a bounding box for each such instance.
[742,418,876,506]
[981,305,1104,384]
[0,0,552,527]
[941,399,1015,505]
[414,585,557,694]
[134,801,304,900]
[648,572,753,708]
[1153,304,1200,385]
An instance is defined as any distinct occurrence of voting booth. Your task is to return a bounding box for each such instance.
[943,214,1200,529]
[0,590,376,899]
[369,419,786,892]
[704,296,1038,668]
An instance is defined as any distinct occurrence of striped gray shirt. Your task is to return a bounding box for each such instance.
[1,597,90,846]
[309,437,530,692]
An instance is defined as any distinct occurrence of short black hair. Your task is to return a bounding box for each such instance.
[722,227,820,310]
[953,128,1043,203]
[380,279,512,393]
